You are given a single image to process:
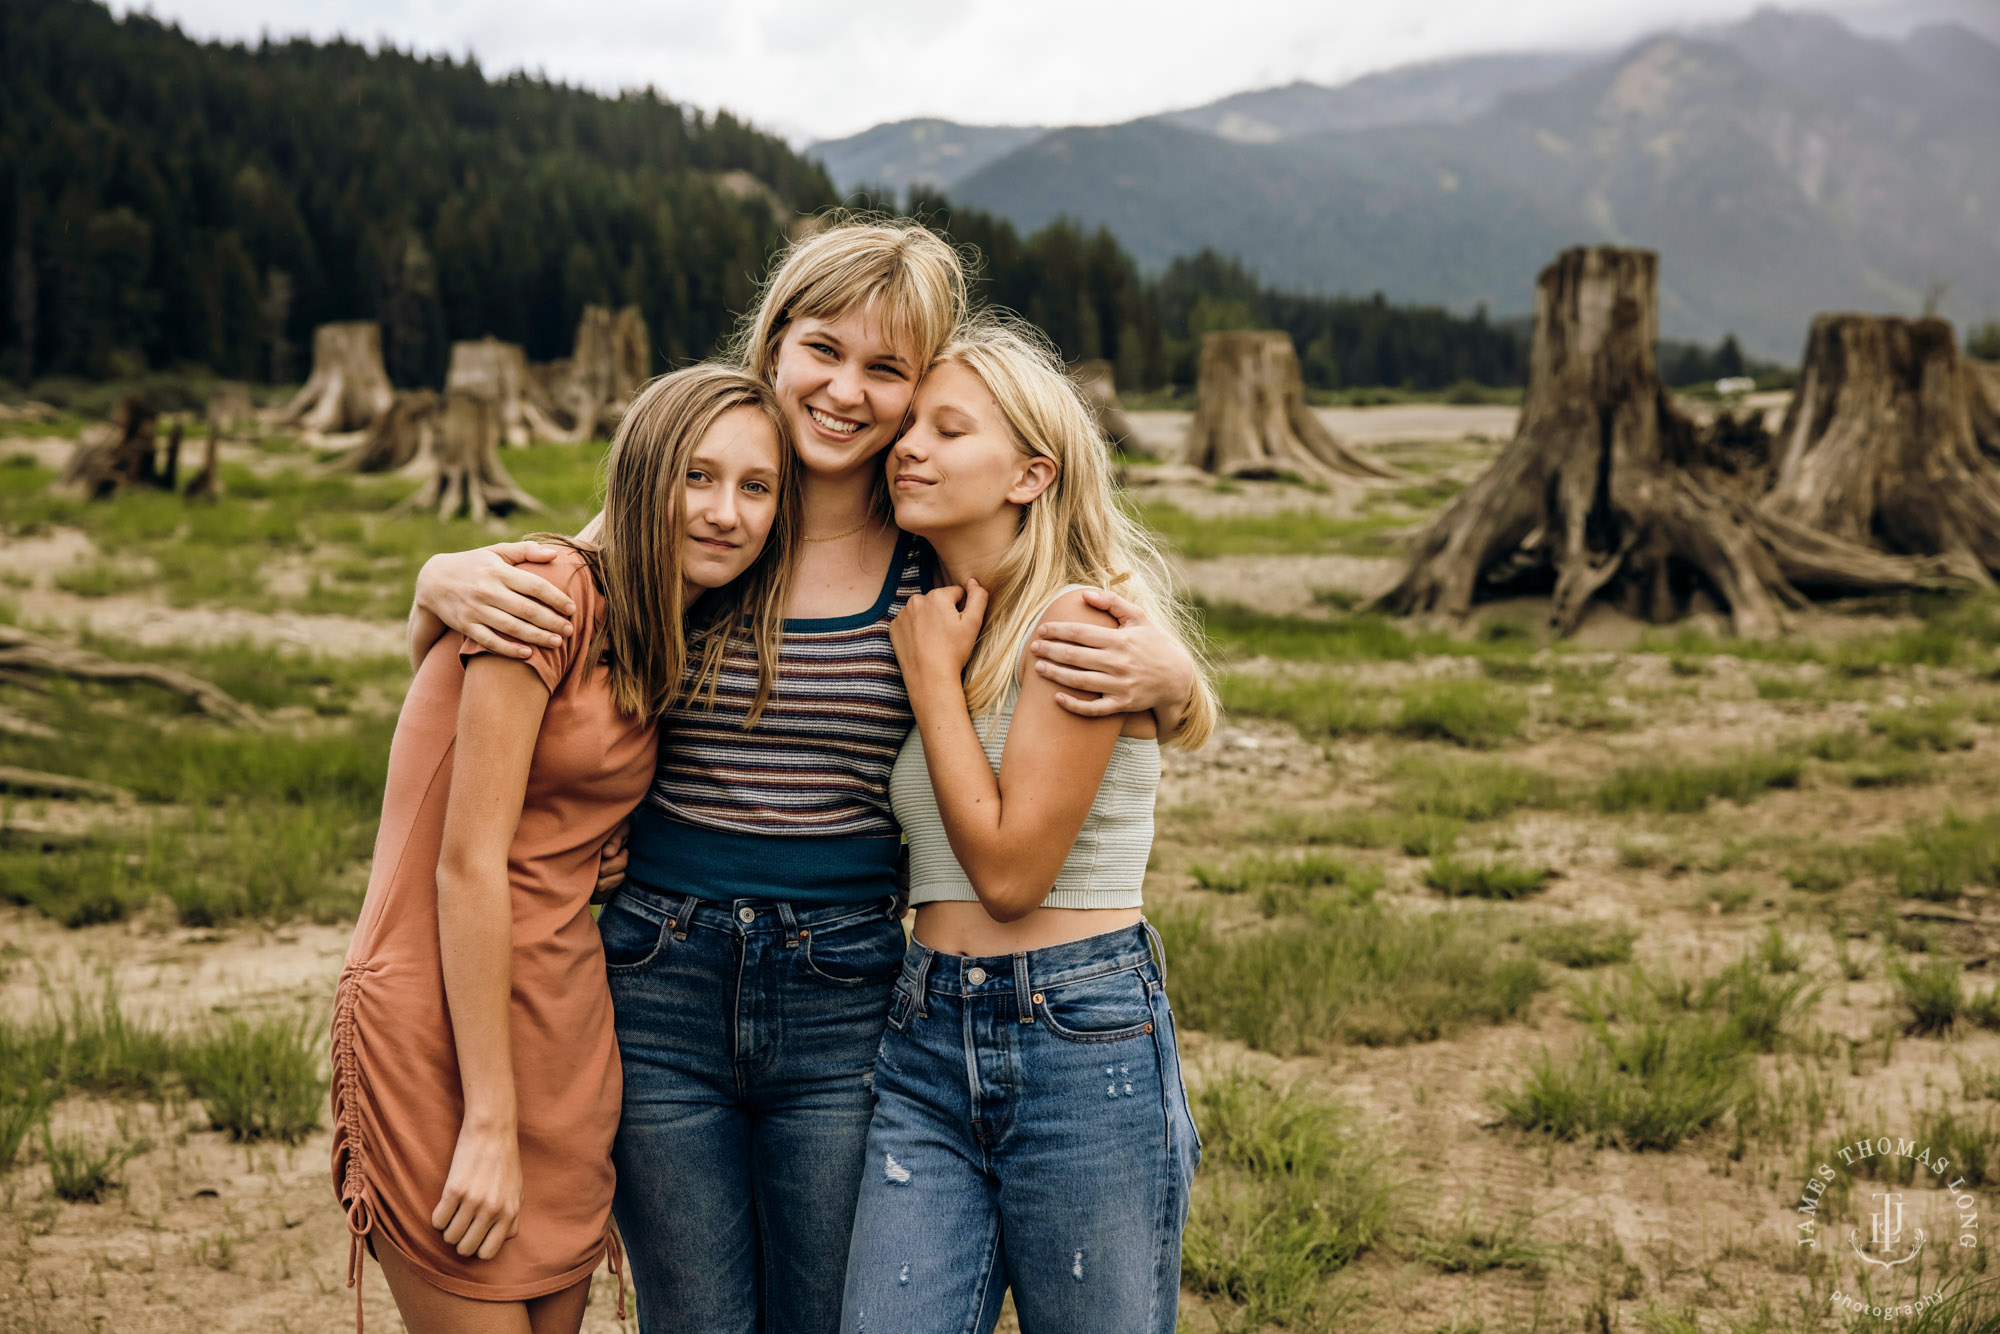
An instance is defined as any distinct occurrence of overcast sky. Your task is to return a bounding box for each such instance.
[109,0,1949,143]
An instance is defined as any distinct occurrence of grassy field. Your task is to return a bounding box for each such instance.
[5,411,2000,1333]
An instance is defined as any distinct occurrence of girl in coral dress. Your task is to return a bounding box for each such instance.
[331,363,798,1333]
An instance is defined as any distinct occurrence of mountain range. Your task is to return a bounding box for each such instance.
[809,8,2000,356]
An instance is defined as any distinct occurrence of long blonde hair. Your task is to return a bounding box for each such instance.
[729,212,969,390]
[939,316,1217,751]
[576,364,798,723]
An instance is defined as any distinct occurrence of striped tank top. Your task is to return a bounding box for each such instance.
[624,532,928,905]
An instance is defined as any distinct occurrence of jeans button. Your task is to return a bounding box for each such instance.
[967,967,987,985]
[737,906,756,923]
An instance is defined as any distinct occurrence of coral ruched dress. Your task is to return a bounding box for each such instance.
[331,550,655,1316]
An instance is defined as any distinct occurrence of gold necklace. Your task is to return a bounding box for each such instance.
[803,514,874,543]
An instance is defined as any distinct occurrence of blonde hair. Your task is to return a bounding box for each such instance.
[938,316,1217,751]
[565,364,798,723]
[729,212,969,386]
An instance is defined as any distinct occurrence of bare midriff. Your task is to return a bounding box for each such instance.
[912,902,1145,957]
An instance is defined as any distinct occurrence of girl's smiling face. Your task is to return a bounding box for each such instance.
[678,407,785,592]
[771,302,918,480]
[887,361,1052,540]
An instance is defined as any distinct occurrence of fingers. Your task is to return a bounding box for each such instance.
[1080,586,1151,626]
[499,564,577,622]
[1033,660,1124,696]
[461,623,537,661]
[1032,621,1122,651]
[1052,690,1125,718]
[475,601,569,650]
[493,540,564,566]
[1031,638,1123,669]
[963,578,990,623]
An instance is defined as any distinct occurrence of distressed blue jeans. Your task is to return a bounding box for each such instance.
[600,885,906,1334]
[840,923,1200,1334]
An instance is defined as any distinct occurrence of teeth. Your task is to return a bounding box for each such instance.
[809,406,862,436]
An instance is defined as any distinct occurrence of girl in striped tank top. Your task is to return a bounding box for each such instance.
[843,317,1213,1334]
[408,218,1214,1333]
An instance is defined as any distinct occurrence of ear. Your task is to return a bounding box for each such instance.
[1006,455,1057,506]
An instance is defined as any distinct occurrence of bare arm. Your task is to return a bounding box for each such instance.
[430,652,551,1261]
[1029,587,1201,739]
[408,537,588,667]
[892,587,1126,922]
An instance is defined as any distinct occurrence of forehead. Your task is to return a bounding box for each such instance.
[914,362,998,417]
[694,406,782,466]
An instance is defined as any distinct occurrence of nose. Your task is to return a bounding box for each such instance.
[827,362,865,410]
[695,488,739,532]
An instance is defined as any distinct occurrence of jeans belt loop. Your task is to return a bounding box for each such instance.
[1142,918,1167,988]
[775,900,801,948]
[673,893,700,941]
[1013,952,1035,1025]
[910,943,935,1019]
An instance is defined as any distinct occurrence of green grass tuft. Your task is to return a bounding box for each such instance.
[1594,753,1801,814]
[1514,921,1637,969]
[1182,1067,1393,1332]
[1424,855,1553,900]
[1156,902,1542,1052]
[178,1011,327,1143]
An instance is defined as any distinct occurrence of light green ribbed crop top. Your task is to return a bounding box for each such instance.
[889,585,1160,910]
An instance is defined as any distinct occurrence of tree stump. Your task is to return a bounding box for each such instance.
[447,338,536,447]
[1185,331,1394,482]
[275,322,394,435]
[1378,247,1961,638]
[1071,360,1143,456]
[204,382,256,438]
[185,422,223,503]
[329,390,440,474]
[56,395,164,498]
[400,391,542,521]
[570,304,650,437]
[1761,316,2000,582]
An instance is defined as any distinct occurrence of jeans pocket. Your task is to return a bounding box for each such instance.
[800,911,905,988]
[1035,969,1156,1044]
[598,897,671,973]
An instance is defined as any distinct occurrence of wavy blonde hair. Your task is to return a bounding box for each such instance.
[563,364,798,723]
[939,316,1216,751]
[729,211,968,392]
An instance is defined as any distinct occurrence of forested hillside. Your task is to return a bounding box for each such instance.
[2,0,1532,396]
[0,0,836,386]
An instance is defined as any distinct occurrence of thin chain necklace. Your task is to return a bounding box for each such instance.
[803,513,875,544]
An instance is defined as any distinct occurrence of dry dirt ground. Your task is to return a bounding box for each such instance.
[6,402,1998,1333]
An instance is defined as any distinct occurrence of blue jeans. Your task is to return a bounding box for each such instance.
[600,886,906,1334]
[840,924,1201,1334]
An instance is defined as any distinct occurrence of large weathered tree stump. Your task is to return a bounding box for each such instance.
[447,338,538,447]
[400,391,542,521]
[1072,360,1142,456]
[1185,331,1394,482]
[1761,315,2000,582]
[329,390,440,474]
[518,304,651,443]
[275,322,394,435]
[1378,248,1959,638]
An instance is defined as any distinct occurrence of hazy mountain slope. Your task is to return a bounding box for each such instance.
[1153,51,1593,141]
[807,118,1046,195]
[949,12,2000,354]
[808,48,1592,192]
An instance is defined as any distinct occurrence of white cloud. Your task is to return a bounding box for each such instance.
[110,0,1933,141]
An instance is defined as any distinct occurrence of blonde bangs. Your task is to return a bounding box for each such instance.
[731,213,969,379]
